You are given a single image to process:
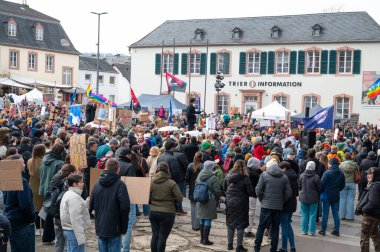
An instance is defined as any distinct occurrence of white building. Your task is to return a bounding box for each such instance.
[78,56,130,104]
[129,12,380,124]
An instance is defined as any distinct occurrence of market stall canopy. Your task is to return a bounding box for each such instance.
[251,100,296,120]
[0,78,33,89]
[9,88,43,104]
[119,94,186,111]
[292,105,324,119]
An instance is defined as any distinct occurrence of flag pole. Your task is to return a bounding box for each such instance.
[172,37,176,98]
[188,39,192,101]
[159,40,164,95]
[203,39,209,115]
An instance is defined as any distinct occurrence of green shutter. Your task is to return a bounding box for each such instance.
[260,52,267,74]
[329,50,337,74]
[320,50,328,74]
[181,53,187,75]
[267,51,275,74]
[173,53,179,74]
[297,50,305,74]
[353,49,361,74]
[200,53,207,75]
[155,53,161,75]
[224,53,230,74]
[239,52,246,75]
[289,51,297,74]
[210,53,217,75]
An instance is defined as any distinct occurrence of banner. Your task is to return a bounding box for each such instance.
[70,134,87,170]
[362,71,380,105]
[89,168,103,196]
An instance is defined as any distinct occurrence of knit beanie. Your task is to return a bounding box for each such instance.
[204,160,215,170]
[245,153,253,161]
[306,161,316,171]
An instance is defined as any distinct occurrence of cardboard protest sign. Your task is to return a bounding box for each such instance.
[89,168,103,196]
[123,119,133,128]
[96,107,107,121]
[232,119,243,128]
[0,160,23,191]
[70,134,87,170]
[157,120,168,128]
[120,177,151,204]
[138,113,149,123]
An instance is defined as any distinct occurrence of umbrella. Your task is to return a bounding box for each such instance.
[85,122,108,129]
[185,130,202,137]
[158,126,179,132]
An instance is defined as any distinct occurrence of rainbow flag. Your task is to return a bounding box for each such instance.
[86,85,92,96]
[366,78,380,99]
[197,96,203,126]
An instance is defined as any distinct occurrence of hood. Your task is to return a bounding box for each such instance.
[304,170,316,177]
[266,164,283,177]
[99,170,119,187]
[153,171,171,184]
[197,168,214,181]
[44,151,63,165]
[18,143,31,153]
[118,156,131,163]
[228,172,244,184]
[329,164,340,171]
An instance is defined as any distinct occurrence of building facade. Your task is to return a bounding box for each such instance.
[130,12,380,123]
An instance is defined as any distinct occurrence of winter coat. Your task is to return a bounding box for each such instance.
[147,156,159,177]
[300,158,325,178]
[362,168,380,218]
[118,156,136,177]
[200,150,212,163]
[150,171,183,213]
[247,166,262,198]
[173,148,189,182]
[282,169,299,213]
[90,170,130,238]
[255,165,292,211]
[39,151,64,196]
[60,187,91,245]
[213,166,225,189]
[299,170,322,204]
[0,214,11,243]
[157,151,180,183]
[224,173,254,229]
[321,164,345,202]
[339,160,358,183]
[359,158,378,184]
[228,153,245,171]
[96,144,112,159]
[27,158,44,211]
[196,169,221,220]
[253,144,266,160]
[284,159,300,175]
[186,104,200,127]
[181,142,199,163]
[85,104,96,123]
[186,163,203,201]
[3,178,35,231]
[140,142,150,159]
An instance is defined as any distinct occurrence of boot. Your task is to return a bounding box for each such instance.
[199,224,204,244]
[202,226,214,245]
[236,245,248,252]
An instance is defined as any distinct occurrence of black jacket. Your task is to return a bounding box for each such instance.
[90,170,130,238]
[300,158,325,178]
[0,214,11,243]
[229,153,245,171]
[299,170,322,204]
[283,169,298,213]
[85,104,96,123]
[118,156,136,177]
[224,173,254,229]
[186,104,200,125]
[284,159,300,175]
[200,150,212,163]
[359,158,378,184]
[247,166,262,198]
[181,142,199,163]
[173,148,189,182]
[186,163,203,201]
[362,168,380,218]
[157,151,180,183]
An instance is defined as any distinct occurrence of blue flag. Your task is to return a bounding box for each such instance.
[303,105,334,130]
[168,99,173,124]
[70,88,77,105]
[69,104,81,126]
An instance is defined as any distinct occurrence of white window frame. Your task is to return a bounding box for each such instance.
[36,28,43,41]
[109,76,115,85]
[304,96,318,111]
[62,67,73,86]
[189,53,201,74]
[276,51,289,74]
[98,75,104,84]
[217,52,230,75]
[8,23,16,37]
[85,74,91,83]
[338,50,353,74]
[247,52,261,74]
[274,96,287,108]
[10,51,18,68]
[162,53,173,73]
[306,51,320,73]
[336,97,350,119]
[46,55,54,72]
[28,53,37,70]
[217,95,228,114]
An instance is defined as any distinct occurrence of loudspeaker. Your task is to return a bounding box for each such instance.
[301,131,317,159]
[305,107,310,118]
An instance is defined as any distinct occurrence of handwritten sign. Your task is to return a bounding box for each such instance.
[123,119,133,128]
[120,177,151,204]
[70,134,87,170]
[89,168,103,196]
[0,160,23,191]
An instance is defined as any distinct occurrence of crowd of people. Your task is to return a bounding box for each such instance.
[0,98,379,252]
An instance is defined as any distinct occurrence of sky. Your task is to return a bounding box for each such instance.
[14,0,380,55]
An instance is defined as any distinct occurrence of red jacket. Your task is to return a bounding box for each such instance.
[254,144,266,161]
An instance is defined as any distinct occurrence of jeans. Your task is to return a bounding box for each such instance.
[98,236,121,252]
[54,218,65,252]
[339,182,356,220]
[190,200,199,229]
[300,202,318,235]
[9,224,35,252]
[245,197,257,233]
[321,200,340,232]
[176,181,186,212]
[136,205,150,216]
[122,204,136,252]
[149,211,175,252]
[63,230,85,252]
[280,212,295,251]
[199,219,212,227]
[254,208,281,252]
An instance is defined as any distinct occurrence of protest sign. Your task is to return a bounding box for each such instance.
[120,177,151,204]
[89,168,103,196]
[123,119,133,128]
[70,134,87,170]
[0,160,23,191]
[232,119,243,128]
[157,120,168,128]
[96,107,107,121]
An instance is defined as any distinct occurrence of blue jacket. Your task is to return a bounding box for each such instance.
[4,178,35,231]
[321,164,345,202]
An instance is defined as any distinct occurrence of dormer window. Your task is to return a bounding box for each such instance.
[34,23,44,41]
[7,19,17,37]
[194,28,204,40]
[312,24,323,36]
[60,39,70,46]
[232,27,242,39]
[271,26,281,38]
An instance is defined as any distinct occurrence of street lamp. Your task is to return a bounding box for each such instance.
[214,70,225,114]
[91,11,108,94]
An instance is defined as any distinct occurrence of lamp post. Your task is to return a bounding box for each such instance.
[91,11,108,94]
[214,70,225,114]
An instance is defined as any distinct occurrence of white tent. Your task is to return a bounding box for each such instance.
[251,100,296,120]
[9,88,44,104]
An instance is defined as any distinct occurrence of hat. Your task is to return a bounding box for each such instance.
[118,147,131,157]
[328,158,339,166]
[366,167,375,174]
[204,160,215,170]
[245,153,253,161]
[266,159,278,169]
[226,151,235,158]
[306,161,316,171]
[13,118,22,126]
[232,135,241,144]
[247,157,260,168]
[368,151,376,159]
[201,141,214,151]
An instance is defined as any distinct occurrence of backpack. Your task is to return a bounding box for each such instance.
[193,181,210,203]
[97,151,114,169]
[223,157,232,173]
[43,186,66,218]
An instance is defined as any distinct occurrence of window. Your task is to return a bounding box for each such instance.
[9,50,18,69]
[304,96,318,111]
[46,55,54,72]
[98,75,104,84]
[62,67,73,85]
[36,27,43,41]
[162,53,173,73]
[247,52,261,74]
[276,51,289,74]
[109,95,115,102]
[217,95,229,114]
[8,23,16,37]
[28,52,37,71]
[306,51,320,73]
[85,74,91,83]
[232,27,242,39]
[271,26,281,38]
[217,52,230,75]
[194,28,204,40]
[189,53,201,74]
[336,97,350,119]
[338,50,353,73]
[109,76,115,85]
[312,24,322,36]
[274,96,287,108]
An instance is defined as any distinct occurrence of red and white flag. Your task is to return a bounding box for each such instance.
[165,72,187,92]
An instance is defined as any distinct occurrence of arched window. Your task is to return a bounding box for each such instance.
[7,18,17,37]
[35,23,44,41]
[304,96,318,111]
